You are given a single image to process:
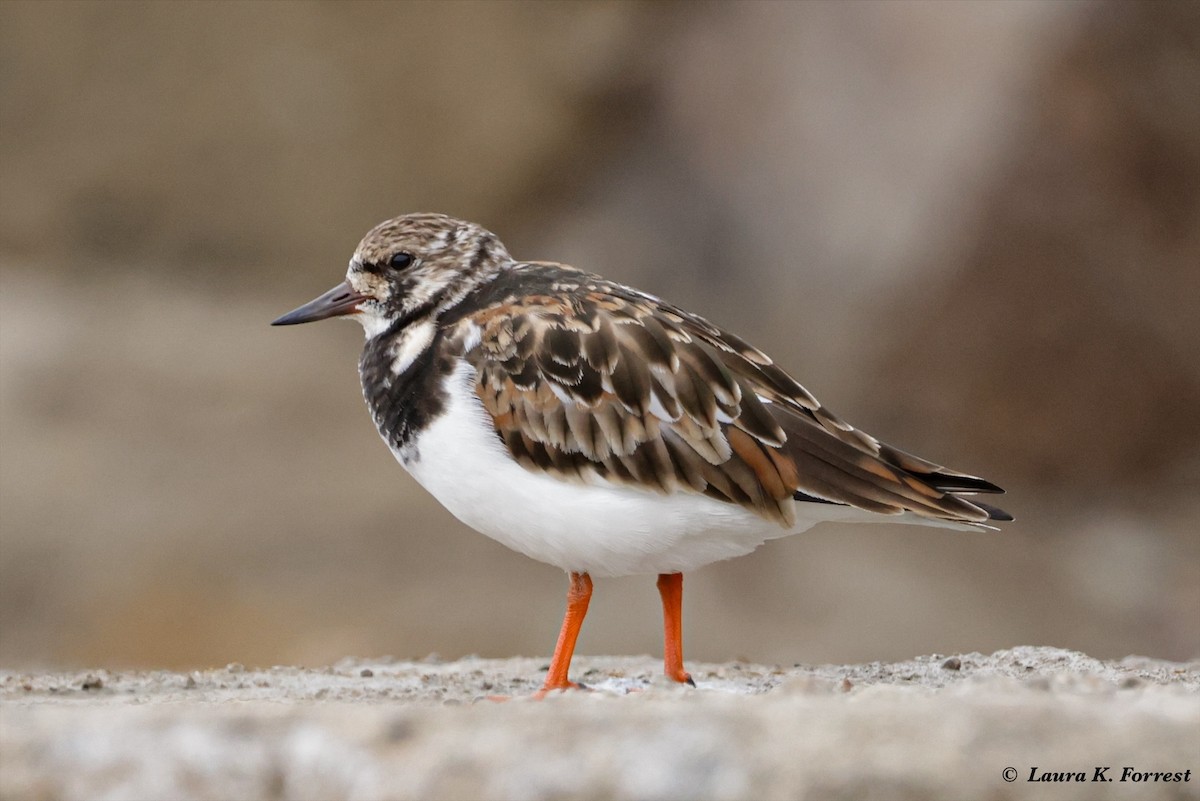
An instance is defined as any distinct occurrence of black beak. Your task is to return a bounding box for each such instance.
[271,281,367,326]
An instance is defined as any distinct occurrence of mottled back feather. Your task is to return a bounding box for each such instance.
[451,263,1008,529]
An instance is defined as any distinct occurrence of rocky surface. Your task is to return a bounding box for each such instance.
[2,647,1197,800]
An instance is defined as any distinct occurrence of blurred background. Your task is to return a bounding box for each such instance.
[1,1,1197,671]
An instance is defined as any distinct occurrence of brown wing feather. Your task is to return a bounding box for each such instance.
[462,273,1007,528]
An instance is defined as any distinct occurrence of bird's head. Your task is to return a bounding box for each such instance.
[271,213,512,337]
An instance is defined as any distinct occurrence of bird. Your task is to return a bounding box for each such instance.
[272,213,1010,696]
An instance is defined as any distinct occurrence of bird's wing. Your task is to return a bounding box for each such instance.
[457,273,1008,528]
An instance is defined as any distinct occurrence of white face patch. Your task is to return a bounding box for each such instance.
[344,262,397,340]
[355,306,393,339]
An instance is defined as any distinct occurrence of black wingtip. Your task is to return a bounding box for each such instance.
[792,490,846,506]
[973,501,1014,522]
[928,472,1006,495]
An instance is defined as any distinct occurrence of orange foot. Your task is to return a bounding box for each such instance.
[532,680,590,700]
[668,668,696,687]
[529,572,593,700]
[657,573,695,688]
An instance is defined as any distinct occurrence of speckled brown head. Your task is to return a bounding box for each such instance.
[271,213,512,337]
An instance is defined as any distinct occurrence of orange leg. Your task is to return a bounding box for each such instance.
[657,572,694,686]
[535,571,593,697]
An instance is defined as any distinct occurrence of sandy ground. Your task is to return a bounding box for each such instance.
[1,647,1197,801]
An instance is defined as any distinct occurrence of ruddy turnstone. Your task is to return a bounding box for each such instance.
[273,213,1010,695]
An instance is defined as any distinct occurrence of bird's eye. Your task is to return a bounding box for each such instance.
[389,252,414,270]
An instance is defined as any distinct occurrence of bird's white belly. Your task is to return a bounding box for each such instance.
[392,363,811,577]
